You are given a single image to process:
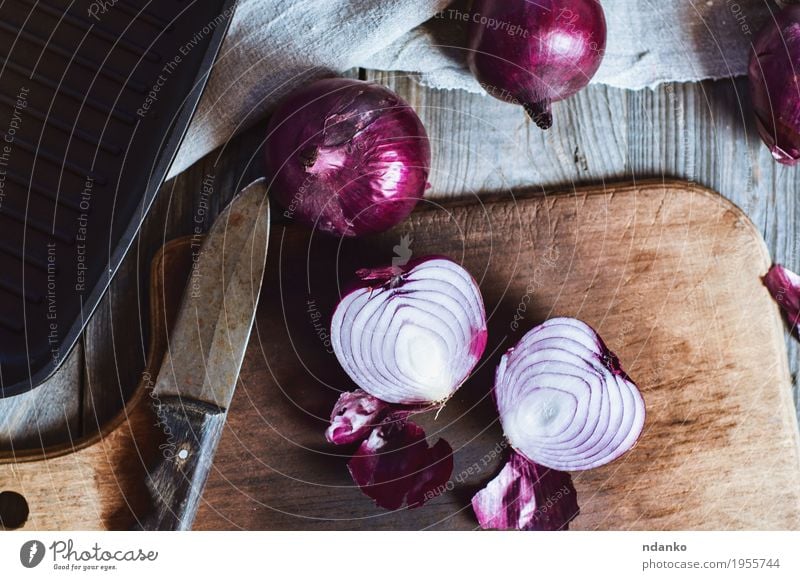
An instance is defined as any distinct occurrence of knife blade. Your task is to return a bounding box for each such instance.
[139,178,270,530]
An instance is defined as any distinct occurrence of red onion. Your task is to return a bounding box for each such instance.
[494,318,645,471]
[331,256,488,405]
[326,389,453,510]
[467,0,607,129]
[264,78,431,236]
[764,264,800,329]
[749,6,800,165]
[471,451,578,530]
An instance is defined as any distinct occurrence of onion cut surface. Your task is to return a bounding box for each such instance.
[495,318,645,471]
[331,257,488,405]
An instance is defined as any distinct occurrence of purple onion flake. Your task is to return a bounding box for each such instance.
[472,451,579,531]
[325,389,390,446]
[764,264,800,329]
[348,415,454,510]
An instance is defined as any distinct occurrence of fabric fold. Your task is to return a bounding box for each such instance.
[169,0,771,178]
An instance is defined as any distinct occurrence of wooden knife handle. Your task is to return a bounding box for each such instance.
[138,396,227,531]
[0,237,202,531]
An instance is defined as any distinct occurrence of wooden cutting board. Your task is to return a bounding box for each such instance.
[2,181,799,530]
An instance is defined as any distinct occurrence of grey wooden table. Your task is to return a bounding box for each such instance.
[1,70,798,451]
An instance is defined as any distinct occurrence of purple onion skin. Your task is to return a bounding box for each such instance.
[764,264,800,329]
[749,7,800,165]
[348,416,454,510]
[325,390,452,510]
[264,78,431,236]
[471,451,578,531]
[467,0,606,129]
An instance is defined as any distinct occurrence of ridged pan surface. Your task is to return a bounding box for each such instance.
[0,0,235,396]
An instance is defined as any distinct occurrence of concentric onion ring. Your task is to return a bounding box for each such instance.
[495,318,645,471]
[332,257,488,405]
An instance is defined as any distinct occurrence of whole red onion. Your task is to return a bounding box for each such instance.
[263,78,431,237]
[749,6,800,165]
[467,0,606,129]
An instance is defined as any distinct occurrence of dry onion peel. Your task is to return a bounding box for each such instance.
[348,415,453,510]
[471,451,578,531]
[764,264,800,329]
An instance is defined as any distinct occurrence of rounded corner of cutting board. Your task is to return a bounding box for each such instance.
[5,181,800,531]
[629,180,773,270]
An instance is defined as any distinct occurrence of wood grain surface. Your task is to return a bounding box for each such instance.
[194,180,800,531]
[2,182,797,530]
[138,397,227,531]
[3,73,800,465]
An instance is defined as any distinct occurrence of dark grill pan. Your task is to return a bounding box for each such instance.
[0,0,236,397]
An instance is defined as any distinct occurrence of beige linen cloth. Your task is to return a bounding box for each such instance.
[168,0,775,178]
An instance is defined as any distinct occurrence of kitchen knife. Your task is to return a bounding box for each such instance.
[139,178,269,531]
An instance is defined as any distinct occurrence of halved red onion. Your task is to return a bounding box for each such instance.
[331,256,488,405]
[764,264,800,329]
[471,451,578,531]
[348,415,453,510]
[495,318,645,471]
